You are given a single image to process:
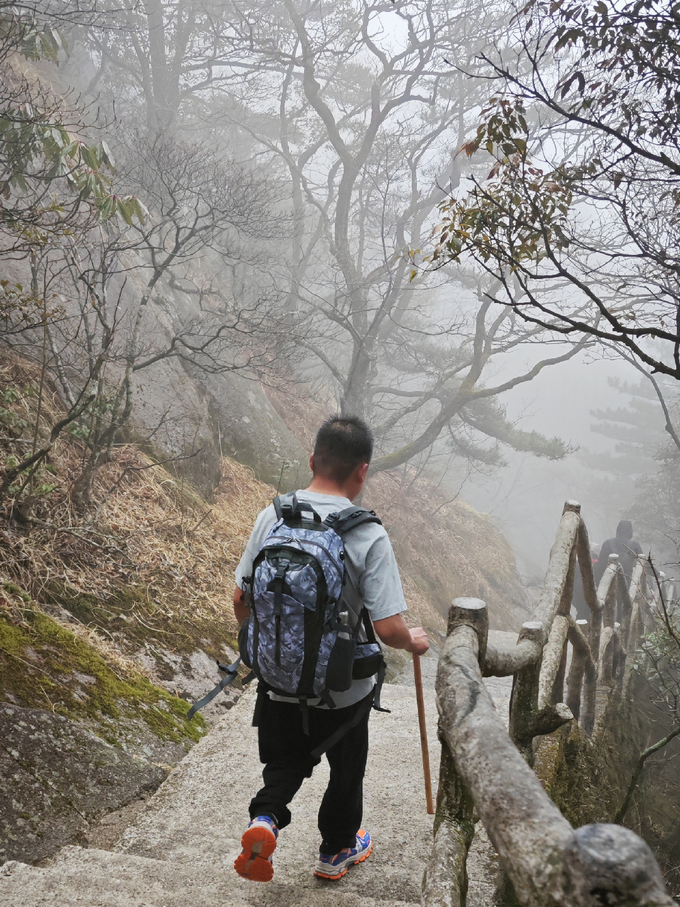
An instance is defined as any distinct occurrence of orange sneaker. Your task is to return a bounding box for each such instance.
[234,816,278,882]
[313,829,373,880]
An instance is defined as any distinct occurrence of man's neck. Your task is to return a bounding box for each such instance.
[305,476,352,499]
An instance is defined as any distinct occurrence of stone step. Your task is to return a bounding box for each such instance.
[0,662,513,907]
[0,846,418,907]
[115,681,440,904]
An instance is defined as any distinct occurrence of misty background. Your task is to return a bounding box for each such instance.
[2,0,680,585]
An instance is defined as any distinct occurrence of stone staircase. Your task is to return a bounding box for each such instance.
[0,649,512,907]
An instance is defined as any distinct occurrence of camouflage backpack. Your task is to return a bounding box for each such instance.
[239,492,385,715]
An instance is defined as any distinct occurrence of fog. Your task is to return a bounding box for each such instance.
[460,353,648,580]
[4,3,680,897]
[2,0,678,578]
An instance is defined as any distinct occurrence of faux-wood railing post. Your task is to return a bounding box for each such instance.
[566,619,597,730]
[551,546,576,705]
[423,598,486,907]
[576,517,599,614]
[618,569,634,651]
[623,560,648,697]
[422,739,475,907]
[509,621,544,763]
[601,554,620,628]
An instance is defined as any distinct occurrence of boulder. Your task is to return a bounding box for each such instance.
[0,704,166,865]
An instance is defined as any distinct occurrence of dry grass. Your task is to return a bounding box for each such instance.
[1,446,274,631]
[0,350,274,639]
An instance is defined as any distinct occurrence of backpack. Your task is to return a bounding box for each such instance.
[238,492,387,714]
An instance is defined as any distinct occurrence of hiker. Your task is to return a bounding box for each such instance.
[595,520,643,622]
[232,414,429,883]
[595,520,642,586]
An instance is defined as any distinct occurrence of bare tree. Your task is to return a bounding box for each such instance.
[2,130,284,511]
[430,0,680,384]
[203,0,583,473]
[72,0,587,475]
[81,0,243,129]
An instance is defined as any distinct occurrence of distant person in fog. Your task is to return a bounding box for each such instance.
[595,520,642,585]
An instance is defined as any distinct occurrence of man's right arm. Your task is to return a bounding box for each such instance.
[373,613,429,655]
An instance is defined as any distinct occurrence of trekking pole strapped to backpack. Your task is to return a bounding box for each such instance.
[187,656,241,719]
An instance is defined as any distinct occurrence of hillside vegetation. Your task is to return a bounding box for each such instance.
[0,350,528,862]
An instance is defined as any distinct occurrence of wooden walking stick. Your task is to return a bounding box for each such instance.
[413,653,434,815]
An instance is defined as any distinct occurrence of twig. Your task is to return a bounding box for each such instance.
[615,725,680,823]
[88,449,202,527]
[27,519,135,566]
[431,491,461,518]
[132,610,160,633]
[0,645,75,690]
[0,392,95,498]
[188,509,212,533]
[647,556,680,649]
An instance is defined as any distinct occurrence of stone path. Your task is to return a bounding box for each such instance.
[0,643,514,907]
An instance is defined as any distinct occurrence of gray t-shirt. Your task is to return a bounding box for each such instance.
[235,490,407,708]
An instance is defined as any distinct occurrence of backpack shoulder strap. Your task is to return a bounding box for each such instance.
[361,606,379,643]
[325,506,382,536]
[358,609,390,714]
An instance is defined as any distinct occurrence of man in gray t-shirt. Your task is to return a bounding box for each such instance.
[233,415,428,884]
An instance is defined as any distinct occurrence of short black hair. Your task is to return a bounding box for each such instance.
[312,415,374,483]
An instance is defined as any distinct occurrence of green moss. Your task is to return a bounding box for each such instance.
[532,682,680,898]
[537,697,645,829]
[0,598,205,745]
[3,582,31,603]
[0,619,27,656]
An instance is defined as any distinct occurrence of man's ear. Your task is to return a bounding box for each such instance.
[309,454,315,473]
[356,462,369,483]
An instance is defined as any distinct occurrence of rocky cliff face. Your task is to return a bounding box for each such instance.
[0,704,167,865]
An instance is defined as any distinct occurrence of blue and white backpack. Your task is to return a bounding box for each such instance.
[239,492,387,714]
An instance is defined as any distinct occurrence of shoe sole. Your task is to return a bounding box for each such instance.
[234,825,277,882]
[313,840,373,880]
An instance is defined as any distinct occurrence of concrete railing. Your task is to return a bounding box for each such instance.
[423,501,672,907]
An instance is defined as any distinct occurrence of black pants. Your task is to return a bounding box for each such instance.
[249,689,372,855]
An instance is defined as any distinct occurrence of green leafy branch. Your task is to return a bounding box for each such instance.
[0,10,146,227]
[423,97,574,273]
[0,10,64,64]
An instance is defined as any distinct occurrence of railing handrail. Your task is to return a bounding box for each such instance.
[423,502,671,907]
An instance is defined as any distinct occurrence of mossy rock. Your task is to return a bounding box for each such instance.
[0,588,206,748]
[532,679,680,900]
